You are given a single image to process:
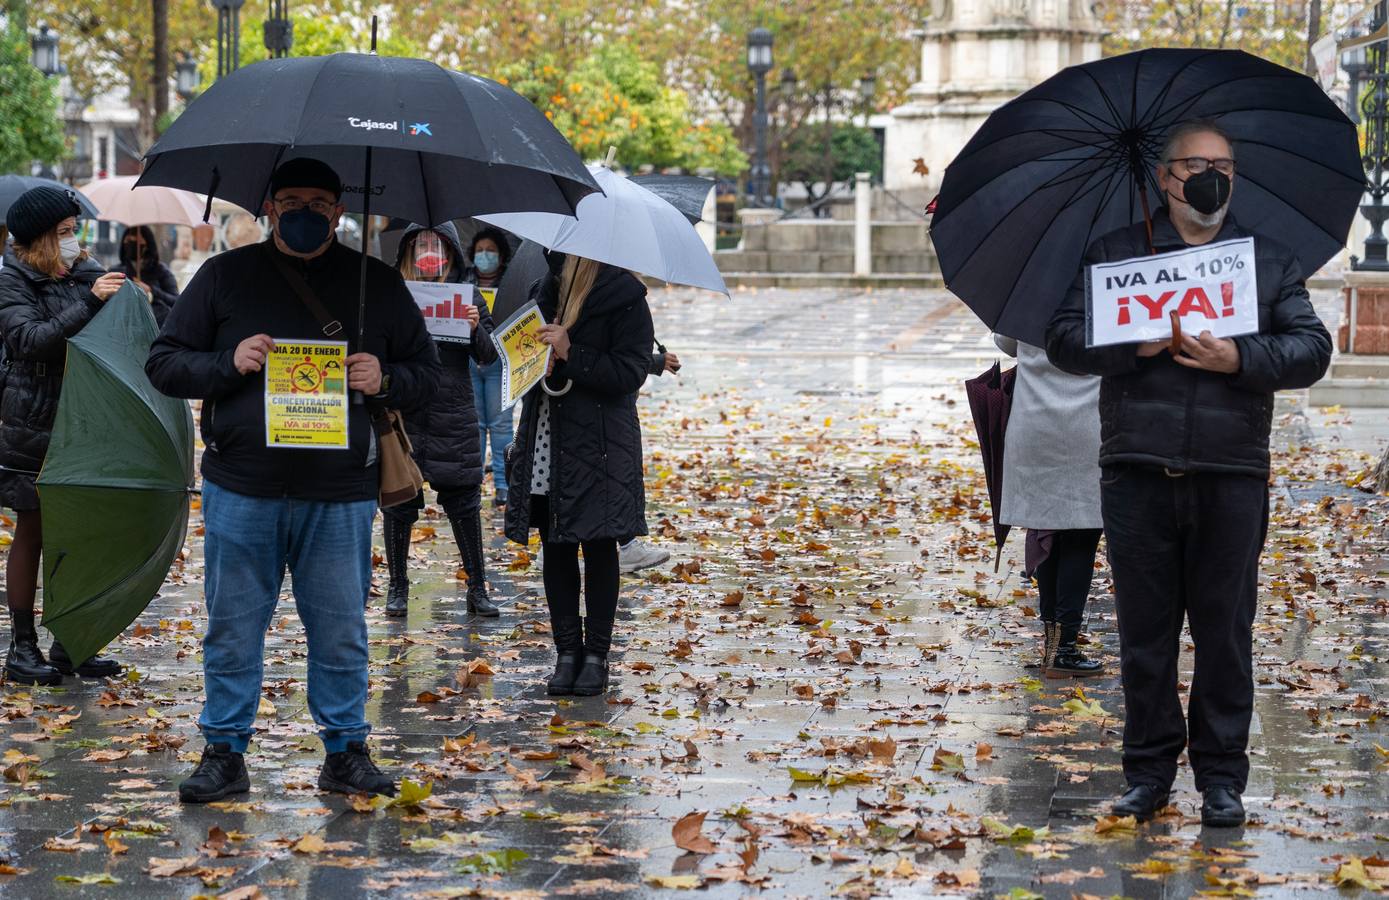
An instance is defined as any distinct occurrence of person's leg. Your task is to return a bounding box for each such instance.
[440,484,498,616]
[1046,528,1105,676]
[536,495,583,694]
[285,496,377,756]
[1101,467,1187,797]
[380,492,421,617]
[485,366,511,496]
[4,509,60,684]
[574,538,619,695]
[471,366,493,487]
[1185,474,1266,796]
[1031,536,1062,671]
[198,482,288,753]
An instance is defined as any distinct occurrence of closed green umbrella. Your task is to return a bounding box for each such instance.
[38,283,194,665]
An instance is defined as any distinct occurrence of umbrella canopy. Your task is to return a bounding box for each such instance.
[964,361,1016,569]
[0,175,99,220]
[137,51,600,223]
[930,48,1363,346]
[628,174,715,224]
[493,238,549,324]
[38,283,195,664]
[478,166,728,295]
[79,175,206,227]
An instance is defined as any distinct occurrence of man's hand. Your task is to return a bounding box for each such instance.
[1174,331,1240,374]
[538,324,571,361]
[1136,339,1168,358]
[234,334,275,375]
[664,351,682,374]
[346,352,384,394]
[91,272,126,302]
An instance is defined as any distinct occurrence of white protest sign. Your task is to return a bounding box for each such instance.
[1085,237,1259,347]
[406,281,474,344]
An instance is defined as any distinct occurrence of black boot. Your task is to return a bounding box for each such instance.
[4,611,63,686]
[1046,625,1103,677]
[452,510,499,617]
[382,514,411,618]
[547,616,584,696]
[179,743,250,803]
[1040,620,1058,669]
[319,741,396,797]
[48,641,122,678]
[572,652,610,696]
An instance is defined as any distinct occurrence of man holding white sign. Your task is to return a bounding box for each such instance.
[1046,120,1331,827]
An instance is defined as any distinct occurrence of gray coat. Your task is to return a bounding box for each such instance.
[995,337,1103,531]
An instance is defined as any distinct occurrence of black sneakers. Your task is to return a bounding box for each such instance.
[319,742,397,797]
[179,743,250,803]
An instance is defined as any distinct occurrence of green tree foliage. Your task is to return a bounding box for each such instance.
[0,27,65,174]
[1096,0,1342,70]
[229,8,422,71]
[781,124,881,209]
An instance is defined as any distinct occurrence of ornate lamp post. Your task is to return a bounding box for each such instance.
[747,28,774,207]
[30,24,60,77]
[1344,35,1369,125]
[175,53,201,101]
[1355,1,1389,271]
[213,0,246,80]
[264,0,293,58]
[857,72,877,126]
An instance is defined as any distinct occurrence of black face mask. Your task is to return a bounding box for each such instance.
[1168,168,1231,216]
[277,208,333,254]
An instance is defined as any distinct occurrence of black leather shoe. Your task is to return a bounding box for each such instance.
[571,652,610,696]
[547,651,582,696]
[1045,626,1103,677]
[4,636,63,686]
[48,641,122,678]
[493,489,508,509]
[1112,783,1170,821]
[179,743,250,803]
[319,741,396,797]
[466,587,500,617]
[1201,785,1245,827]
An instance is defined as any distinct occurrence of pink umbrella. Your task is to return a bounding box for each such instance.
[78,176,205,228]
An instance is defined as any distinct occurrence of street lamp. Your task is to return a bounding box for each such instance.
[264,0,293,58]
[857,72,877,126]
[175,53,201,101]
[30,24,60,77]
[1344,35,1369,125]
[1355,1,1389,271]
[213,0,246,80]
[747,28,774,207]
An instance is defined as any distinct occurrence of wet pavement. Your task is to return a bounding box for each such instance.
[2,284,1388,899]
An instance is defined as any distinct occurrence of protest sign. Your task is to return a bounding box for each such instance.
[407,281,475,344]
[478,287,498,314]
[1086,237,1259,347]
[492,302,551,410]
[264,340,349,448]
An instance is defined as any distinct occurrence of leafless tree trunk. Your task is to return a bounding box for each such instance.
[1306,0,1323,77]
[1217,0,1237,48]
[152,0,169,135]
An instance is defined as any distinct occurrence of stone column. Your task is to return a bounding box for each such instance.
[854,173,872,276]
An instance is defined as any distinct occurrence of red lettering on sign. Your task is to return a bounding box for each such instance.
[1117,296,1131,326]
[1220,281,1235,317]
[1132,291,1177,320]
[1176,286,1217,319]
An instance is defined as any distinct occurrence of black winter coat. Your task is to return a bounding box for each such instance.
[118,260,180,326]
[393,223,498,488]
[504,265,654,545]
[1045,209,1332,477]
[0,252,105,507]
[146,239,440,502]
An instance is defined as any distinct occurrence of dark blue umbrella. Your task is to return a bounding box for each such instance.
[930,49,1363,346]
[0,175,100,220]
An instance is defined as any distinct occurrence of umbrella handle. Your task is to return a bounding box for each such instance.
[541,377,573,397]
[1168,310,1183,356]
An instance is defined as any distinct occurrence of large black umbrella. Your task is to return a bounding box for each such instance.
[931,49,1363,346]
[629,174,714,225]
[492,238,548,324]
[0,175,99,220]
[964,362,1016,570]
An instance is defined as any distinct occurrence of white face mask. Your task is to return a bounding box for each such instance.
[59,235,82,268]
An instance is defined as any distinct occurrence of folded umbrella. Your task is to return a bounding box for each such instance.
[79,175,206,227]
[931,48,1363,345]
[38,283,195,665]
[964,361,1016,570]
[478,166,727,295]
[0,175,99,220]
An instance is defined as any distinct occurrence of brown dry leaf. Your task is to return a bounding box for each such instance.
[673,811,717,855]
[103,829,129,856]
[976,742,994,760]
[82,749,130,763]
[415,691,443,704]
[147,856,201,877]
[292,833,330,854]
[867,736,897,764]
[719,590,745,608]
[218,887,266,900]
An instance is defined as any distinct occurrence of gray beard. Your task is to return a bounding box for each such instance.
[1173,201,1228,231]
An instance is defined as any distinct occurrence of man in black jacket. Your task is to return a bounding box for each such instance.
[1046,120,1331,827]
[146,158,440,803]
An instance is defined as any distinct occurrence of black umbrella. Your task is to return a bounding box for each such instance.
[629,174,715,225]
[964,361,1016,570]
[492,238,548,324]
[931,49,1363,346]
[0,175,100,220]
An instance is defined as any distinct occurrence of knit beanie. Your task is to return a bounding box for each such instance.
[5,186,81,245]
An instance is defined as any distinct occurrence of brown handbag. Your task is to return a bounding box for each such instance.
[264,244,423,508]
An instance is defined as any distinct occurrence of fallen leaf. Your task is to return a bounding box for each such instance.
[673,811,717,855]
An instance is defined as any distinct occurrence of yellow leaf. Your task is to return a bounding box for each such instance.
[646,874,703,889]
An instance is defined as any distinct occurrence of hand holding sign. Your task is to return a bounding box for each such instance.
[1174,330,1241,374]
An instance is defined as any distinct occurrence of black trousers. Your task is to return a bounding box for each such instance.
[531,495,620,655]
[1100,465,1267,793]
[1035,529,1103,629]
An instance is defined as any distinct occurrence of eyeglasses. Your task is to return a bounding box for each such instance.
[274,197,337,215]
[1167,157,1235,176]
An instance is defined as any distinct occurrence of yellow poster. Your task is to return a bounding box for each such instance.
[492,302,551,410]
[264,339,349,448]
[478,287,497,314]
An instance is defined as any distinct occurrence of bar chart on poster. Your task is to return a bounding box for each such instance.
[406,281,475,343]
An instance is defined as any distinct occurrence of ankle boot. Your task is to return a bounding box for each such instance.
[4,611,63,686]
[382,514,412,617]
[1040,620,1059,669]
[572,652,610,696]
[1046,624,1103,677]
[547,617,584,696]
[49,641,122,678]
[452,510,499,617]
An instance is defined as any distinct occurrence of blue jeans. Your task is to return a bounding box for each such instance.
[200,480,377,754]
[472,361,512,491]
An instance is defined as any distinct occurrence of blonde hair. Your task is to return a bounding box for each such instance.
[14,228,86,279]
[557,256,600,329]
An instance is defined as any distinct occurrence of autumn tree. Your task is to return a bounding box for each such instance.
[1096,0,1343,70]
[0,25,65,174]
